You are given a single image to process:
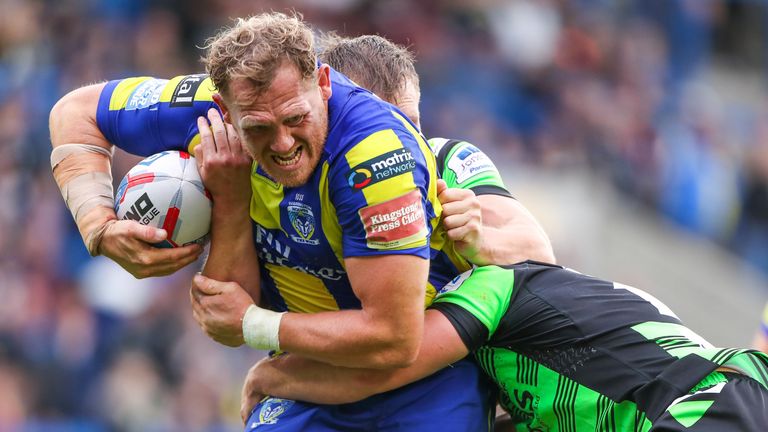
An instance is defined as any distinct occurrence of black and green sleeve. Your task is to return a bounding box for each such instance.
[428,138,513,198]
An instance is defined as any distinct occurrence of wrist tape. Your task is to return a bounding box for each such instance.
[242,304,285,351]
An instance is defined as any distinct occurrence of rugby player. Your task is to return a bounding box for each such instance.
[51,13,498,431]
[48,36,552,279]
[241,262,768,431]
[316,33,553,266]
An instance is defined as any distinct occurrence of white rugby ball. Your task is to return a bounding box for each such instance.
[115,150,212,248]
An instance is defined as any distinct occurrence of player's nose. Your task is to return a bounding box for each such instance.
[271,127,295,153]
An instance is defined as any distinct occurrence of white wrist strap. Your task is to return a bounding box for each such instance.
[242,304,284,351]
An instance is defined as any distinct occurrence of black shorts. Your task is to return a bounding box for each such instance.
[651,372,768,431]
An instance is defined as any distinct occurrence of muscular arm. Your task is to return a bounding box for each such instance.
[49,83,203,276]
[476,194,554,265]
[439,182,554,266]
[197,109,260,303]
[244,309,468,405]
[50,83,110,149]
[278,254,428,368]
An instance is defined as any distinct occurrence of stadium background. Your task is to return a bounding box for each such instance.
[1,0,768,430]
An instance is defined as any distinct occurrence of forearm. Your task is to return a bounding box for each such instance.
[203,199,261,303]
[50,83,118,254]
[249,355,389,404]
[250,310,468,404]
[475,224,554,265]
[476,196,554,265]
[278,308,423,369]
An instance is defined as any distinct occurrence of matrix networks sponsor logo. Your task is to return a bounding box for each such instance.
[347,148,416,190]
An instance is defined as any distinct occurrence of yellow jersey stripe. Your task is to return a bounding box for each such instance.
[265,264,339,313]
[108,77,151,111]
[250,166,284,231]
[318,161,345,266]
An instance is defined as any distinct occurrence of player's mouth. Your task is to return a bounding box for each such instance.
[272,147,303,168]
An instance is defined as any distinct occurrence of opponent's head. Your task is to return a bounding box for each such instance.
[318,34,421,129]
[204,12,331,187]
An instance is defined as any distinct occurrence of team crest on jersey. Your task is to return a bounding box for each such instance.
[447,143,496,184]
[287,202,319,245]
[249,397,294,429]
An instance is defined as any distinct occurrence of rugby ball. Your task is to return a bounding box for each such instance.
[115,151,212,247]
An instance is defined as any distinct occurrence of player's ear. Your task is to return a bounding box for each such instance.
[317,64,332,101]
[212,93,232,124]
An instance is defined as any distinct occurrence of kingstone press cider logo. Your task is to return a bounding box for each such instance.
[347,148,416,189]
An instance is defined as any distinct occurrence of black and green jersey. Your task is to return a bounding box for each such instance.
[428,138,512,198]
[430,262,768,431]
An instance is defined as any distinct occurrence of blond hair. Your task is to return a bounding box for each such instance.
[317,33,419,104]
[203,12,316,96]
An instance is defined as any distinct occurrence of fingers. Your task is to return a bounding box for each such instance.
[192,273,223,295]
[226,123,246,157]
[124,220,166,243]
[197,115,215,155]
[436,178,448,195]
[438,186,476,207]
[207,108,230,154]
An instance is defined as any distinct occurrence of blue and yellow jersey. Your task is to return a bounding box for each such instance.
[761,302,768,338]
[97,69,469,313]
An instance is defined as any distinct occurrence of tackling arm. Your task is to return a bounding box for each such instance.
[242,309,468,406]
[476,194,555,264]
[438,181,554,265]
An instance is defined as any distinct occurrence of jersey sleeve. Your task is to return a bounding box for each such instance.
[429,138,513,198]
[96,74,218,156]
[328,110,438,260]
[429,266,514,351]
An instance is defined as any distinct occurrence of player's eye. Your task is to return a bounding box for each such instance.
[243,124,268,135]
[285,114,306,126]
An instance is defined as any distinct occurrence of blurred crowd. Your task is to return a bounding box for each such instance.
[1,0,767,430]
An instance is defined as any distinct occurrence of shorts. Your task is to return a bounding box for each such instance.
[244,357,494,431]
[651,372,768,431]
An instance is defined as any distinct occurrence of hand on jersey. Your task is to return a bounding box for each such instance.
[99,220,202,278]
[190,273,254,347]
[240,358,268,424]
[436,179,487,264]
[195,108,253,206]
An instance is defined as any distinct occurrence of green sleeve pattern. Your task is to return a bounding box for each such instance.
[428,137,511,196]
[432,266,515,342]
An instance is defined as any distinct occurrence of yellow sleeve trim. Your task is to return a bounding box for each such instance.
[108,77,151,111]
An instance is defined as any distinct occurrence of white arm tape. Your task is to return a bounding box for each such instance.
[50,144,115,222]
[242,304,285,351]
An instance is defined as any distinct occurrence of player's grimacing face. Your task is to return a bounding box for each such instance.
[223,64,332,187]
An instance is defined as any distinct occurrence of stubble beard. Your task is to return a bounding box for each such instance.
[259,117,328,188]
